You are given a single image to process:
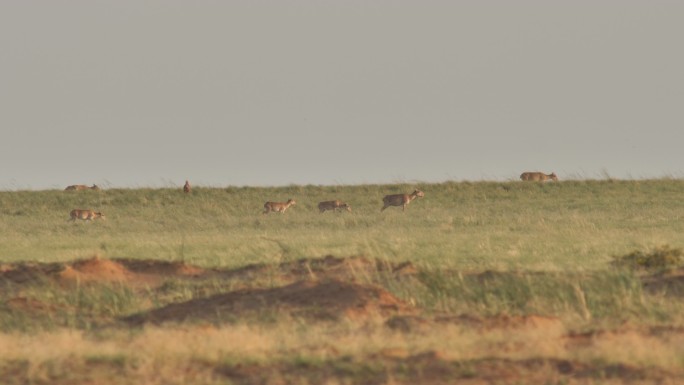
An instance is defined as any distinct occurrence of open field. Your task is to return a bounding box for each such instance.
[2,179,684,269]
[2,179,684,384]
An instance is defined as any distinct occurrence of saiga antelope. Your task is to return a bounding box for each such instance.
[68,209,105,222]
[263,199,296,214]
[519,172,558,182]
[318,200,352,213]
[65,184,100,191]
[381,190,424,212]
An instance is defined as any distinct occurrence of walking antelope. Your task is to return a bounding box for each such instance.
[263,199,296,214]
[65,184,100,191]
[183,180,191,194]
[381,190,425,212]
[519,172,558,182]
[69,209,105,221]
[318,200,352,213]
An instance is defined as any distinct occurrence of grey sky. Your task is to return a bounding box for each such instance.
[2,1,683,189]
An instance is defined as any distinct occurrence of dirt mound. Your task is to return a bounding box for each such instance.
[0,255,415,291]
[59,257,133,284]
[0,262,66,285]
[124,279,414,325]
[0,257,210,288]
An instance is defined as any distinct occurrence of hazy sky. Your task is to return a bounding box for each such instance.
[2,1,683,189]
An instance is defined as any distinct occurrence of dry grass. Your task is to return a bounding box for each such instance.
[2,255,684,383]
[2,320,683,384]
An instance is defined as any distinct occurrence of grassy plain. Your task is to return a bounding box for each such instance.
[2,179,684,384]
[1,179,683,269]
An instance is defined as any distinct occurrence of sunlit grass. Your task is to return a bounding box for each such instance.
[3,180,684,383]
[1,180,683,270]
[2,319,684,384]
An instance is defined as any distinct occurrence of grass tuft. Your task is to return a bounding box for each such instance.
[612,245,684,271]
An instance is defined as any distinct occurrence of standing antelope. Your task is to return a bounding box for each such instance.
[263,199,296,214]
[381,190,425,212]
[318,200,352,213]
[183,180,191,194]
[65,184,100,191]
[519,172,558,182]
[69,209,105,221]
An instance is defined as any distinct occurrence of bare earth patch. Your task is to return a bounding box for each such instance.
[0,254,412,288]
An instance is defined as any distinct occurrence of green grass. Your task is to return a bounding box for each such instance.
[2,178,684,331]
[1,179,684,270]
[3,179,684,384]
[0,282,145,332]
[409,269,663,321]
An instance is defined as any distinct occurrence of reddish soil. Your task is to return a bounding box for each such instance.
[59,257,134,284]
[0,255,420,325]
[0,254,413,288]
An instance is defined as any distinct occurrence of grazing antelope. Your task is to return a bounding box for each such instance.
[519,172,558,182]
[381,190,425,212]
[65,184,100,191]
[69,209,105,221]
[183,180,191,194]
[318,200,352,213]
[263,199,296,214]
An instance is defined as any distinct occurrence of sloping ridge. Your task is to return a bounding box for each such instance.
[0,255,412,288]
[0,257,207,287]
[124,279,413,325]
